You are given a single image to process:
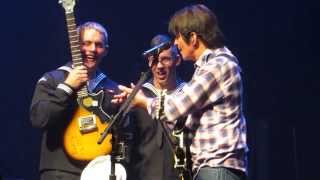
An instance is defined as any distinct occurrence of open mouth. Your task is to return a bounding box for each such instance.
[156,71,167,80]
[84,55,96,61]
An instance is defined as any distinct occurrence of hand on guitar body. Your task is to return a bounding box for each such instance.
[64,65,89,90]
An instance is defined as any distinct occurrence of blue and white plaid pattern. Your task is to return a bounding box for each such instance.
[149,47,248,175]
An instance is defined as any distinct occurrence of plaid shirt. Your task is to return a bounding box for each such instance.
[148,47,248,175]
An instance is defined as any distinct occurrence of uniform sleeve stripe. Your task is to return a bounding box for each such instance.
[57,83,74,95]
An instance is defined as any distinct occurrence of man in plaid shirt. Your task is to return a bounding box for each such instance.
[115,4,248,180]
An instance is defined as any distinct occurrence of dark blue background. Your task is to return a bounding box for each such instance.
[0,0,318,179]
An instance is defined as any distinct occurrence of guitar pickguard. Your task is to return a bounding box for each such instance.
[76,90,112,134]
[77,90,112,123]
[64,90,113,161]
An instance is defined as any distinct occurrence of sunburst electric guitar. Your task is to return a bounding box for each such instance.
[59,0,112,161]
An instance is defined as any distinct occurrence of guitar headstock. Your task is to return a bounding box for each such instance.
[59,0,76,14]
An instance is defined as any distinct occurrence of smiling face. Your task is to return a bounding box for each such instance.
[80,28,107,76]
[148,47,180,90]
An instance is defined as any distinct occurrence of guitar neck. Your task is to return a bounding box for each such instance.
[65,13,82,67]
[65,12,88,97]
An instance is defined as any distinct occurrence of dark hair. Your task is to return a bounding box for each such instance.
[150,34,179,57]
[150,34,171,47]
[168,4,225,49]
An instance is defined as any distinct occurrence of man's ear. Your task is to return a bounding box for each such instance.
[189,32,198,46]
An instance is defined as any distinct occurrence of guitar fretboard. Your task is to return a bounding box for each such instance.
[65,12,88,97]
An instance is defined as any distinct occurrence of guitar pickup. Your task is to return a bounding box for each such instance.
[78,115,97,133]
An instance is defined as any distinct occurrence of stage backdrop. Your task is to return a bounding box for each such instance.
[0,0,318,179]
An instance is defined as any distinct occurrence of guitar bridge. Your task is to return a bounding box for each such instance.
[78,115,97,133]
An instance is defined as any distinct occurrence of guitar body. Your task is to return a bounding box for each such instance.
[59,0,113,161]
[63,91,112,161]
